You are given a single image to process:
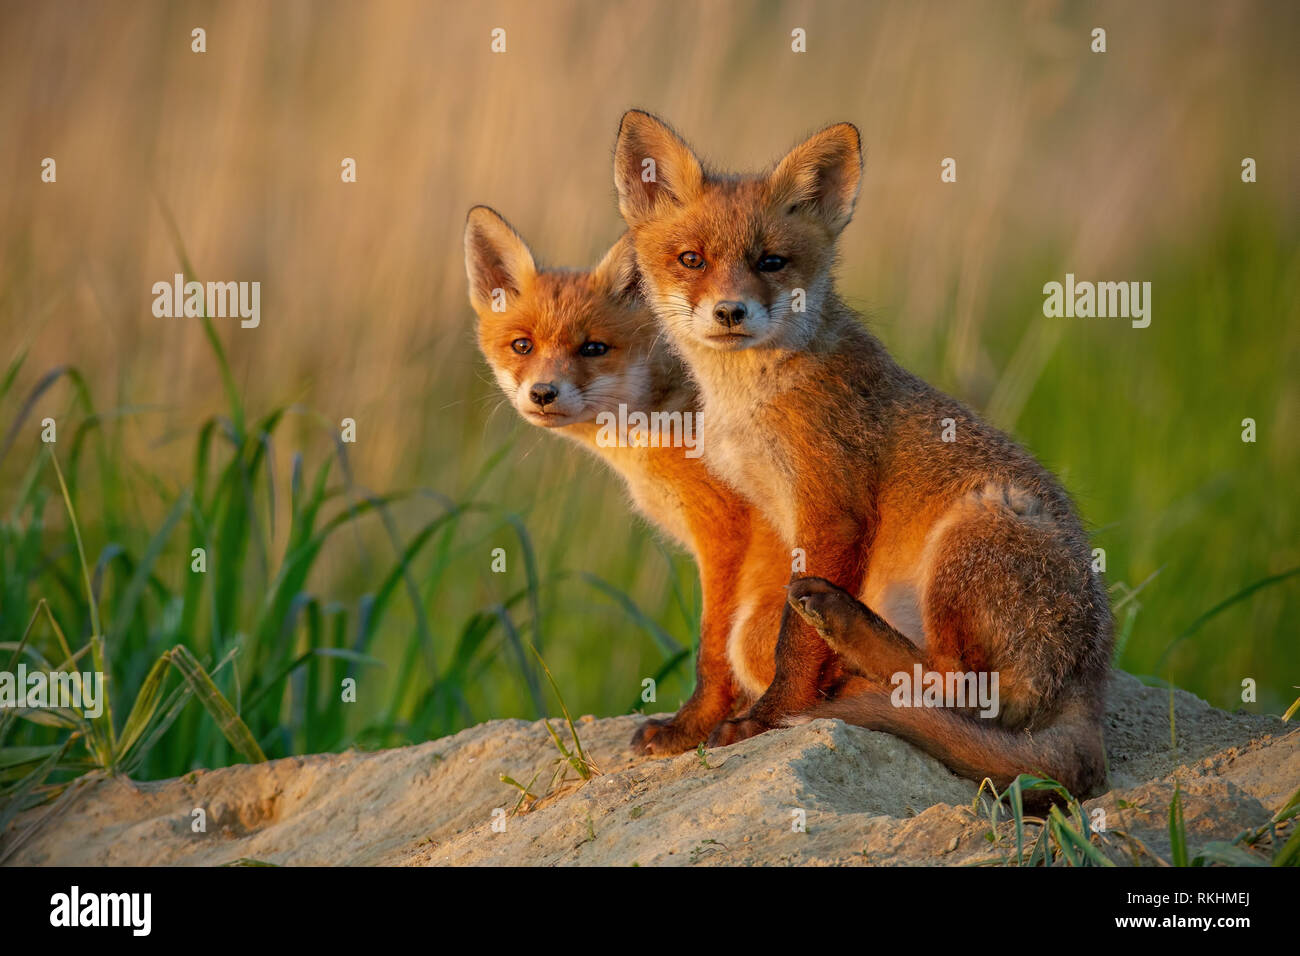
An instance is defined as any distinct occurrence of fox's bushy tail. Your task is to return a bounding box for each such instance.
[788,689,1106,799]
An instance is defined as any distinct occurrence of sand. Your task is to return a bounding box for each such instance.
[4,671,1295,866]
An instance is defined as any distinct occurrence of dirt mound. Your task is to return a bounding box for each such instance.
[5,671,1294,866]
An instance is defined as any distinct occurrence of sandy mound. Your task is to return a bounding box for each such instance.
[5,671,1295,866]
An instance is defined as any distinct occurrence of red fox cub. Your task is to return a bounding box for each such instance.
[463,204,792,755]
[612,112,1113,796]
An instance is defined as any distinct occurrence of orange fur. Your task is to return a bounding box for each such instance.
[464,206,786,754]
[612,113,1112,794]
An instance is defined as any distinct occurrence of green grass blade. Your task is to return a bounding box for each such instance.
[528,643,593,778]
[168,645,266,763]
[0,365,91,468]
[243,647,381,715]
[155,198,244,440]
[1169,782,1189,867]
[107,491,190,643]
[1009,776,1027,866]
[48,451,115,764]
[625,648,690,714]
[493,605,545,718]
[502,513,544,653]
[580,571,684,656]
[1273,823,1300,867]
[1155,566,1300,674]
[115,651,173,761]
[1192,841,1267,867]
[0,734,77,837]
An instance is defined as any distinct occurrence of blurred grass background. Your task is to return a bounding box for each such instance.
[0,0,1297,782]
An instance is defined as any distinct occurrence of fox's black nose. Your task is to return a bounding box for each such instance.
[713,301,747,328]
[529,383,558,407]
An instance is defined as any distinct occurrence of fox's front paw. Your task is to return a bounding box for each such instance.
[787,576,860,648]
[705,715,773,748]
[630,717,705,756]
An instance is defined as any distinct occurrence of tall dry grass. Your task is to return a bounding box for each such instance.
[1,0,1297,763]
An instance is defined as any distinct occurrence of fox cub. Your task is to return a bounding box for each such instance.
[612,112,1113,795]
[464,205,792,754]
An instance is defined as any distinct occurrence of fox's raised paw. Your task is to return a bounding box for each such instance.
[787,576,861,645]
[630,717,705,756]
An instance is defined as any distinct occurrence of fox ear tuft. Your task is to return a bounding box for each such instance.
[464,205,537,312]
[768,123,863,234]
[614,110,704,227]
[592,234,641,302]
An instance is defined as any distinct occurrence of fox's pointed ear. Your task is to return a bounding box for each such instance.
[591,233,641,301]
[464,205,537,312]
[614,110,704,227]
[768,123,863,234]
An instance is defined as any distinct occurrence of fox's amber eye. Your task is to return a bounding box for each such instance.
[757,254,788,272]
[678,251,705,269]
[578,341,609,357]
[511,338,532,355]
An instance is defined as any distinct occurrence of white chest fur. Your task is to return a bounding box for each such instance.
[698,384,799,545]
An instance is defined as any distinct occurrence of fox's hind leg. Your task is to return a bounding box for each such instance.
[910,483,1111,732]
[706,589,837,747]
[786,577,947,681]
